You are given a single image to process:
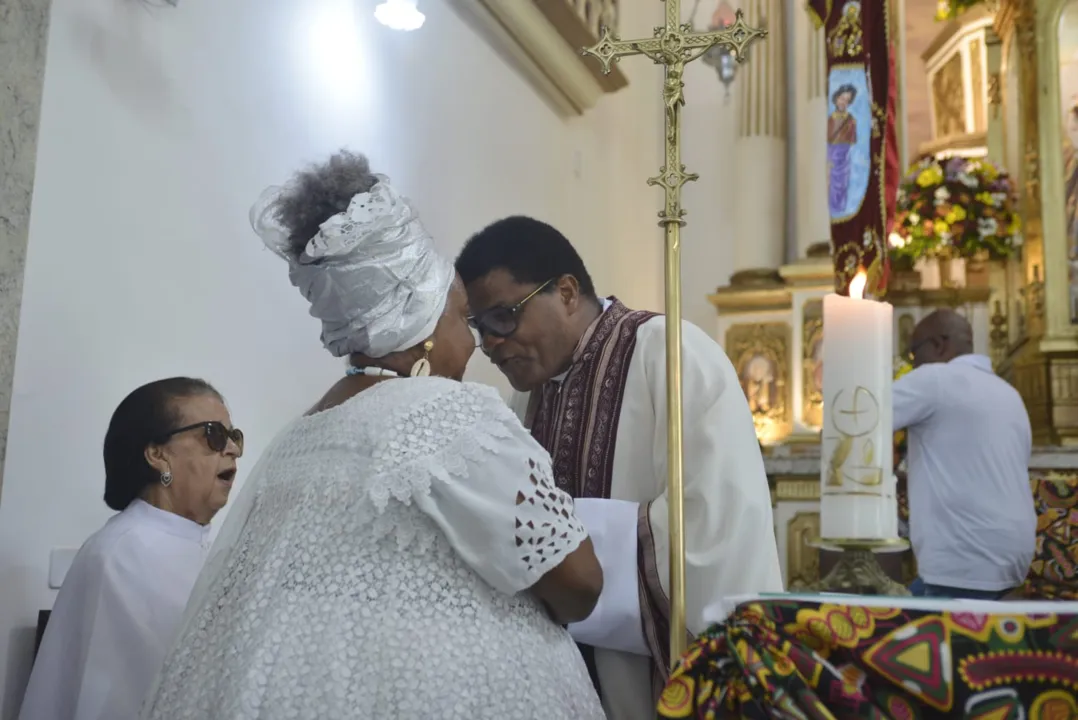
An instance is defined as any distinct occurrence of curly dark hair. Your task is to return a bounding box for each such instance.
[831,84,857,105]
[455,216,597,299]
[272,150,379,256]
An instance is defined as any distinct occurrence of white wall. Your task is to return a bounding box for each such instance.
[0,0,742,715]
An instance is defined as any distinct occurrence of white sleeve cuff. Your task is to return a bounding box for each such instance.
[567,498,650,656]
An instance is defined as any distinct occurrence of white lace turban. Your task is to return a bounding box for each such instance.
[250,174,455,358]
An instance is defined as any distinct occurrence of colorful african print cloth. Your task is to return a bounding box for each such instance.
[658,596,1078,719]
[1022,474,1078,600]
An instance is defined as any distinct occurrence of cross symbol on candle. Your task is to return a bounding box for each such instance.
[832,386,879,437]
[838,388,868,420]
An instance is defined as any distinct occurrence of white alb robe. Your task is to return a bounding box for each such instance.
[19,500,209,720]
[513,312,784,720]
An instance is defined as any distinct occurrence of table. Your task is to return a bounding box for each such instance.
[658,594,1078,719]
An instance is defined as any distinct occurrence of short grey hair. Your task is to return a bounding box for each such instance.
[272,150,379,257]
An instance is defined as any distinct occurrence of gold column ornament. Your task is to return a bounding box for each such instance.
[582,1,766,667]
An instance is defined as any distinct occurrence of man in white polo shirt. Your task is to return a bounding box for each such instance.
[895,309,1035,599]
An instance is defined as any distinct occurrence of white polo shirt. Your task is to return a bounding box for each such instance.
[894,354,1035,591]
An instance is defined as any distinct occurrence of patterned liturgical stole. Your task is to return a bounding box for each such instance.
[527,298,658,500]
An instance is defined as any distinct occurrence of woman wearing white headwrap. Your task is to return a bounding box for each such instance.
[139,152,605,720]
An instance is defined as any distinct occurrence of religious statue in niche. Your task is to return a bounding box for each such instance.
[825,386,884,491]
[726,323,790,442]
[1058,0,1078,322]
[741,355,777,414]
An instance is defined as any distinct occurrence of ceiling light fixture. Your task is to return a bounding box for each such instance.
[374,0,425,31]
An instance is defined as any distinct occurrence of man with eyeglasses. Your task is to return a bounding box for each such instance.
[896,309,1035,599]
[456,216,782,720]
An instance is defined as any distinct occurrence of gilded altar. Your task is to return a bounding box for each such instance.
[705,0,1078,590]
[709,257,995,588]
[991,0,1078,445]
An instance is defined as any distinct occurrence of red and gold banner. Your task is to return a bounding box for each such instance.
[807,0,898,296]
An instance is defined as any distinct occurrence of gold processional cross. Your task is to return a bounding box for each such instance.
[582,0,767,666]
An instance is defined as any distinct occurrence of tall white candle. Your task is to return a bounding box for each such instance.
[820,272,898,540]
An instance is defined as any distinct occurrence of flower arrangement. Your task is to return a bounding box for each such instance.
[889,155,1021,262]
[934,0,988,21]
[894,356,913,381]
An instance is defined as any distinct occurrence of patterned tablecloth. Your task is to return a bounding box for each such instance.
[1023,475,1078,600]
[657,594,1078,719]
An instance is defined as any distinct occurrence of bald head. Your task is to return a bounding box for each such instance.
[909,309,973,367]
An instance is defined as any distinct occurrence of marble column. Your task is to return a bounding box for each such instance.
[732,0,787,279]
[0,0,52,496]
[793,3,830,259]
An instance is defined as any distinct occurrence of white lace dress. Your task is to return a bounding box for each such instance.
[140,378,604,720]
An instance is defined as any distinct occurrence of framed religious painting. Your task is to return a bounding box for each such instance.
[808,0,894,296]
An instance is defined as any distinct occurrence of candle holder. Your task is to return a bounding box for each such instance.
[807,538,911,596]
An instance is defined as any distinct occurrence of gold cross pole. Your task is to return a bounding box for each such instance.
[582,1,766,666]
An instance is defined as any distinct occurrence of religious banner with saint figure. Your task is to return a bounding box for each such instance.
[808,0,897,296]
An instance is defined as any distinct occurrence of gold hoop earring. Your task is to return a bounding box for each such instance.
[410,340,434,377]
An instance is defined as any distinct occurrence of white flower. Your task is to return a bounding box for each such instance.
[888,233,907,248]
[1013,232,1024,247]
[958,172,978,188]
[910,213,921,224]
[978,217,998,236]
[937,232,952,245]
[991,192,1006,206]
[934,187,951,203]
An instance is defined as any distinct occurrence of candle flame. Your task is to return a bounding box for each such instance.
[849,269,867,300]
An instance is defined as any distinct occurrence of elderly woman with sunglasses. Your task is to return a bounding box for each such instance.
[139,152,605,720]
[19,377,243,720]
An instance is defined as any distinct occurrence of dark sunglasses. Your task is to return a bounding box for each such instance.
[160,421,244,455]
[467,278,555,339]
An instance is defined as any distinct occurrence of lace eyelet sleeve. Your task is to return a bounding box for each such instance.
[405,382,588,595]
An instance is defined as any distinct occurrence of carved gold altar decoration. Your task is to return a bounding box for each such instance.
[986,0,1078,446]
[932,55,966,138]
[919,6,995,160]
[802,300,823,429]
[581,0,766,666]
[786,511,821,590]
[725,322,791,444]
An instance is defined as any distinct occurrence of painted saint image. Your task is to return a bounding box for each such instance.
[828,84,858,217]
[740,354,776,415]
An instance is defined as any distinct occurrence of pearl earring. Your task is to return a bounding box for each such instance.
[410,339,434,377]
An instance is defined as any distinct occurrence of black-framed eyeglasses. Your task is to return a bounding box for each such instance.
[467,277,555,339]
[160,421,244,455]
